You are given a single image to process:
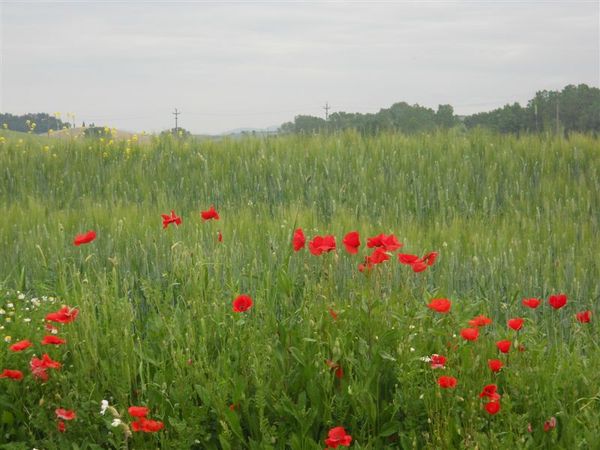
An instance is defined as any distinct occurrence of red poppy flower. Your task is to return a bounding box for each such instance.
[576,310,591,323]
[367,233,402,251]
[549,294,567,309]
[411,260,428,272]
[201,205,219,221]
[469,315,493,327]
[427,298,451,313]
[0,369,23,380]
[488,359,503,372]
[324,426,352,448]
[342,231,360,254]
[422,251,438,266]
[309,235,336,255]
[232,294,253,313]
[132,417,164,433]
[57,420,66,433]
[161,210,182,229]
[217,231,223,242]
[460,328,479,341]
[479,384,501,401]
[41,335,66,346]
[507,318,524,331]
[522,298,541,308]
[292,228,305,251]
[325,359,344,379]
[430,354,446,369]
[55,408,76,421]
[398,252,437,272]
[369,247,390,264]
[128,406,149,418]
[328,308,338,321]
[437,375,457,388]
[30,354,61,381]
[358,257,374,272]
[496,340,511,353]
[46,306,79,324]
[398,253,420,264]
[485,401,501,415]
[9,339,32,352]
[73,230,96,246]
[544,416,557,432]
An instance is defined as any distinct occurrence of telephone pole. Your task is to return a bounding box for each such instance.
[172,108,181,133]
[555,98,560,136]
[323,102,331,120]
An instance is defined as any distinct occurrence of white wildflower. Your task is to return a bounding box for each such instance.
[111,418,122,427]
[100,400,109,415]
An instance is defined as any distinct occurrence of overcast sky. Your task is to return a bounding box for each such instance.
[1,1,598,134]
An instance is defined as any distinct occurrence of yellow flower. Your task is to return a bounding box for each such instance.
[43,145,50,152]
[3,335,11,343]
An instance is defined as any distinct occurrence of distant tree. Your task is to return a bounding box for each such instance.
[436,104,458,128]
[160,127,191,138]
[290,115,328,134]
[0,113,68,133]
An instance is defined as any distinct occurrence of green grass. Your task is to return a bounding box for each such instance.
[0,130,598,449]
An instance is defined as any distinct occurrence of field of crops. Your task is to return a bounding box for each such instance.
[0,130,598,449]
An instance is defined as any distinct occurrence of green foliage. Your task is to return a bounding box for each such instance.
[160,127,192,138]
[0,113,69,134]
[0,131,598,448]
[465,84,600,134]
[281,84,599,135]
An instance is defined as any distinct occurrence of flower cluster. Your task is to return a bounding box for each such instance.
[292,228,438,274]
[427,291,591,427]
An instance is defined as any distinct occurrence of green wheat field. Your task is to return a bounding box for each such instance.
[0,129,598,449]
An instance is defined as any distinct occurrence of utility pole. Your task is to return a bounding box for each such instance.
[172,108,181,133]
[555,98,560,136]
[323,102,331,120]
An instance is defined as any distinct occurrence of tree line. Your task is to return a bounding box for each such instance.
[0,113,70,133]
[280,84,599,135]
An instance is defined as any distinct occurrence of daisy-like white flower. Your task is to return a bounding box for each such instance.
[100,400,109,415]
[111,418,122,427]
